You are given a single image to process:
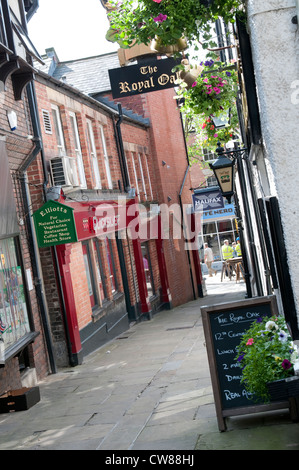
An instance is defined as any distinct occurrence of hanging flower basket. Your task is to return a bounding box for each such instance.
[177,59,238,119]
[107,0,243,50]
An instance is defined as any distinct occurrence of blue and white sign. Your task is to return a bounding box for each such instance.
[192,188,224,212]
[203,203,235,220]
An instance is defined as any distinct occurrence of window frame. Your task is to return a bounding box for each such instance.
[104,237,118,294]
[99,124,113,190]
[138,152,147,200]
[51,104,66,157]
[86,119,102,189]
[69,111,86,188]
[82,241,98,310]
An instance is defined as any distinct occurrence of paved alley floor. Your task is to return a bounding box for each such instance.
[0,274,299,451]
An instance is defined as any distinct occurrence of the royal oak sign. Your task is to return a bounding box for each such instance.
[109,57,181,99]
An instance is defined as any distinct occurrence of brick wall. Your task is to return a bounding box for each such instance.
[0,78,51,393]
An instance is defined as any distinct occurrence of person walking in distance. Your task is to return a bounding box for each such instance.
[222,239,234,277]
[204,243,217,277]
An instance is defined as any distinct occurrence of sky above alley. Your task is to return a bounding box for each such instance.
[28,0,118,61]
[28,0,207,64]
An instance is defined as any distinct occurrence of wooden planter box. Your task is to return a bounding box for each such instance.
[267,376,299,401]
[0,387,40,413]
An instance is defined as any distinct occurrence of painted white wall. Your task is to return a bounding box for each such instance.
[247,0,299,324]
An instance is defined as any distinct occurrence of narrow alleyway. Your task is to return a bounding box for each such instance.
[0,275,298,451]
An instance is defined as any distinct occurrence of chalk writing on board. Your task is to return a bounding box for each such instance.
[208,304,273,409]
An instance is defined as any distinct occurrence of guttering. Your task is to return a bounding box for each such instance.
[115,103,130,192]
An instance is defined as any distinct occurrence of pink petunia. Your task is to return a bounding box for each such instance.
[246,338,254,346]
[152,0,163,3]
[154,13,167,22]
[192,81,197,87]
[213,87,221,94]
[203,78,208,83]
[214,134,218,138]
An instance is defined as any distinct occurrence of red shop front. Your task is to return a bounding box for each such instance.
[55,196,172,364]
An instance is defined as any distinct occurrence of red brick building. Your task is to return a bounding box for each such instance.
[26,47,203,367]
[0,0,54,395]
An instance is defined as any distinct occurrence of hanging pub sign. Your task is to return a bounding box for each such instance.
[32,200,78,247]
[109,57,181,99]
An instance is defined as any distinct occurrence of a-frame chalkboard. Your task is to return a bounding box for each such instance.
[201,296,289,431]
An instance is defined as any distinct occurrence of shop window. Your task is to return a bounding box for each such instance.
[201,218,237,262]
[141,242,155,297]
[85,237,119,309]
[0,237,31,355]
[82,242,98,309]
[93,239,107,301]
[104,237,118,294]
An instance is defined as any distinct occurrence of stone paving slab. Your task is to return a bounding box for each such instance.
[0,277,298,450]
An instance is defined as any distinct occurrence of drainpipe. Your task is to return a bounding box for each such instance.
[18,84,56,374]
[115,103,130,192]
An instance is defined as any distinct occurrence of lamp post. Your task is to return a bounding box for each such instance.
[208,142,235,203]
[209,141,253,298]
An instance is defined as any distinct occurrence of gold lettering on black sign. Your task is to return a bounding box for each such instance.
[118,65,180,95]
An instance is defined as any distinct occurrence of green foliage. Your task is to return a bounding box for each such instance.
[177,60,238,118]
[107,0,243,49]
[235,316,299,402]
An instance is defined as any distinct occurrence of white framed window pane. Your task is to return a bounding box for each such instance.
[138,153,147,200]
[144,154,153,200]
[86,119,101,189]
[69,112,86,188]
[99,125,113,189]
[51,104,66,157]
[131,152,140,200]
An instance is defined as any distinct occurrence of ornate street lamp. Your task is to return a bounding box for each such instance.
[209,141,255,298]
[209,142,235,203]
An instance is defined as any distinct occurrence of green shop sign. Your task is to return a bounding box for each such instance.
[32,200,78,247]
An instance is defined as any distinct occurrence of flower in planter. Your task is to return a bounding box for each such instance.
[235,315,299,403]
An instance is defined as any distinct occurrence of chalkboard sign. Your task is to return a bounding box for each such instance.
[202,296,289,431]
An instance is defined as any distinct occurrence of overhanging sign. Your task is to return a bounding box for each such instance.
[192,188,224,212]
[32,200,78,247]
[109,57,181,99]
